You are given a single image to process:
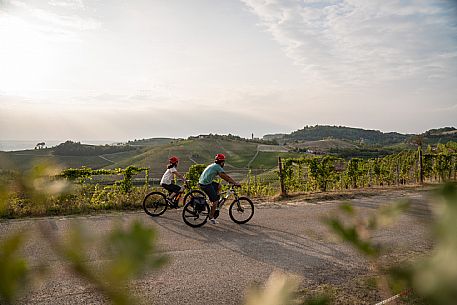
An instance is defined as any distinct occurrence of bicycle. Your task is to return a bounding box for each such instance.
[182,185,254,227]
[143,180,204,217]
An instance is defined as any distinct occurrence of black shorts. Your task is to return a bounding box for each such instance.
[161,183,181,195]
[199,182,220,202]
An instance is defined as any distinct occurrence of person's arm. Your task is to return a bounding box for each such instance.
[219,172,241,186]
[173,171,185,181]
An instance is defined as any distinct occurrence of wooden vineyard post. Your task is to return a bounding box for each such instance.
[145,168,150,188]
[278,157,286,196]
[247,169,251,197]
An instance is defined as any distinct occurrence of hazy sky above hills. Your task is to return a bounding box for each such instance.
[1,0,456,141]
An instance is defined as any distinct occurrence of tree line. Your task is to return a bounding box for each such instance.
[53,141,136,156]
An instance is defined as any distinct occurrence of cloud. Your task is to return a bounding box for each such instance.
[10,0,100,30]
[48,0,85,9]
[0,92,290,140]
[241,0,457,86]
[430,103,457,113]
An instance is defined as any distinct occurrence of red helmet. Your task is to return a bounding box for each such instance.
[169,156,179,163]
[215,153,225,161]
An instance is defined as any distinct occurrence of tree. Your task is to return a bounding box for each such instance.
[35,142,45,149]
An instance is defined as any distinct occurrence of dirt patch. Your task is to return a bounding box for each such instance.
[300,251,431,305]
[256,185,434,205]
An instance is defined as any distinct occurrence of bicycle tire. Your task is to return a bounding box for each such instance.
[229,197,254,224]
[183,190,207,206]
[182,190,210,227]
[143,191,168,216]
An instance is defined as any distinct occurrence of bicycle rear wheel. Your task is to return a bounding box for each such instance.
[229,197,254,224]
[182,190,210,227]
[143,192,168,216]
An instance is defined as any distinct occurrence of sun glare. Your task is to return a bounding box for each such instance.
[0,13,65,95]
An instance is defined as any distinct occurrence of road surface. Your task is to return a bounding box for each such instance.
[0,189,433,304]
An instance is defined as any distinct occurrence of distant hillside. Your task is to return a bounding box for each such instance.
[0,141,142,171]
[276,125,410,145]
[53,141,136,156]
[264,125,457,146]
[107,135,299,178]
[2,128,456,173]
[420,127,457,144]
[0,135,300,175]
[126,138,174,146]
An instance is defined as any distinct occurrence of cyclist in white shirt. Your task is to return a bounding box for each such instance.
[160,156,185,208]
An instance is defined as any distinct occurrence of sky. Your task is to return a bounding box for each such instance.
[0,0,456,141]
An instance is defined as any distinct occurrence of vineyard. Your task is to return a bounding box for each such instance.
[1,143,456,218]
[279,143,457,194]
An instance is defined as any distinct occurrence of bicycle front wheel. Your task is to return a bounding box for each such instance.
[143,192,168,216]
[182,190,210,227]
[229,197,254,224]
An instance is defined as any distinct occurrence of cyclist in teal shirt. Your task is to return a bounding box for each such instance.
[199,153,240,224]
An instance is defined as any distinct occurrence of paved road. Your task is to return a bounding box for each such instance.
[0,189,433,305]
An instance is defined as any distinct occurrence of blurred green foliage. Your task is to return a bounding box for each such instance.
[389,183,457,305]
[0,233,29,305]
[326,200,410,257]
[0,163,167,304]
[324,182,457,305]
[47,221,167,305]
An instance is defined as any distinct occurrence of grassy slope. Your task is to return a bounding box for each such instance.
[0,139,169,171]
[287,139,358,151]
[107,138,261,176]
[0,150,113,171]
[1,138,306,178]
[249,151,302,169]
[104,138,306,178]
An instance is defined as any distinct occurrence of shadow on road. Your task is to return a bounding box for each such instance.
[143,208,367,285]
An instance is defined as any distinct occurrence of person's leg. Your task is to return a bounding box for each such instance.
[209,200,217,219]
[210,182,221,219]
[200,183,218,221]
[161,184,174,198]
[169,184,182,207]
[214,182,222,196]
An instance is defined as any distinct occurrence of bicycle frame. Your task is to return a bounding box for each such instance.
[216,186,239,209]
[164,180,191,198]
[182,184,254,226]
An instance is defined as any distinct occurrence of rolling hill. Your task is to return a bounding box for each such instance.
[264,125,457,150]
[266,125,411,145]
[104,137,300,178]
[0,136,301,177]
[2,126,456,174]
